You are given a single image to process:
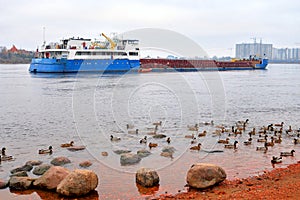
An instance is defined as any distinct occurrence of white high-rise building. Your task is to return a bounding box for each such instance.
[236,41,273,59]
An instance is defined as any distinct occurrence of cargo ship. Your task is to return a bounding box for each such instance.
[29,33,268,73]
[140,57,268,72]
[29,33,140,73]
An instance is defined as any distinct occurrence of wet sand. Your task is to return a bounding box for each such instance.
[157,161,300,199]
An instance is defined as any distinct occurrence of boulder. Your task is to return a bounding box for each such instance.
[67,146,86,151]
[56,169,98,197]
[137,149,151,158]
[120,153,141,165]
[9,177,35,190]
[162,146,176,153]
[33,166,70,190]
[11,164,33,174]
[113,149,131,155]
[136,168,159,187]
[79,161,92,168]
[186,163,226,189]
[50,157,71,166]
[0,179,8,189]
[10,171,28,177]
[33,164,52,175]
[153,134,167,139]
[160,152,173,158]
[25,160,43,166]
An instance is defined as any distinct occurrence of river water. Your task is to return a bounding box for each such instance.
[0,64,300,199]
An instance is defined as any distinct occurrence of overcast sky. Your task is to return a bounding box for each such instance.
[1,0,299,57]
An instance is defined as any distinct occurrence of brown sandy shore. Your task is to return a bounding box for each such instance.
[156,161,300,200]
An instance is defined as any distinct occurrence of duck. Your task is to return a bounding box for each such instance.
[274,122,284,127]
[217,138,229,144]
[280,150,295,157]
[126,124,134,129]
[140,136,147,144]
[128,128,139,134]
[271,156,282,164]
[0,155,13,162]
[153,121,162,126]
[256,143,268,152]
[294,138,300,144]
[185,133,195,139]
[39,146,53,154]
[190,137,197,144]
[1,148,13,161]
[266,137,274,147]
[188,124,198,131]
[224,141,238,149]
[166,137,171,144]
[149,142,158,149]
[198,130,207,137]
[243,138,252,145]
[190,143,201,151]
[60,141,74,148]
[110,135,121,141]
[257,135,268,142]
[274,135,282,144]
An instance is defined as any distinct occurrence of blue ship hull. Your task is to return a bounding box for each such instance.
[29,58,140,73]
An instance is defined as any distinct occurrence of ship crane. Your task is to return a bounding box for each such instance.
[101,33,116,50]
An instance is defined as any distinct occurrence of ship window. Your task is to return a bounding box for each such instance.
[129,52,138,56]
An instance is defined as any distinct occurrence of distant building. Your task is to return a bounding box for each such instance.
[272,48,300,61]
[8,45,18,53]
[235,41,273,59]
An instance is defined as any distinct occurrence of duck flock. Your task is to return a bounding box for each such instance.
[1,119,299,168]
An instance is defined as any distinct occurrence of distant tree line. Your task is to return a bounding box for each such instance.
[0,47,34,64]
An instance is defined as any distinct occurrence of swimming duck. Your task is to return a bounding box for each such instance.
[198,130,207,137]
[244,138,252,145]
[280,150,295,157]
[274,135,282,144]
[148,142,158,149]
[128,129,139,134]
[110,135,121,142]
[39,146,53,154]
[266,137,274,147]
[60,141,74,148]
[294,138,300,144]
[218,138,229,144]
[1,148,13,161]
[190,143,201,151]
[224,141,238,149]
[140,136,147,144]
[256,143,268,152]
[153,121,162,126]
[185,133,195,139]
[271,156,282,164]
[257,135,268,142]
[166,137,171,144]
[274,122,284,127]
[188,124,198,131]
[126,124,134,129]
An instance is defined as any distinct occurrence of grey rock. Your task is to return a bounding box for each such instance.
[137,149,151,158]
[9,177,35,190]
[186,163,226,189]
[153,134,167,139]
[33,164,52,175]
[11,164,33,174]
[136,168,159,187]
[67,146,86,151]
[56,169,98,197]
[50,157,71,166]
[120,153,141,165]
[162,146,176,153]
[25,160,43,166]
[10,171,28,177]
[113,149,131,155]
